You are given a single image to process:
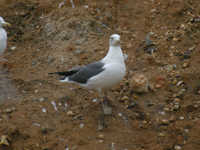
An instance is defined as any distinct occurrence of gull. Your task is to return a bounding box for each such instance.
[0,17,11,63]
[49,34,126,128]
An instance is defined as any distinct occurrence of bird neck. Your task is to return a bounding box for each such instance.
[0,27,7,38]
[102,45,124,64]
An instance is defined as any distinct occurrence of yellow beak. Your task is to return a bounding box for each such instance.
[3,22,11,27]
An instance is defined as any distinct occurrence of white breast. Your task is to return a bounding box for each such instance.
[86,62,126,90]
[0,28,7,55]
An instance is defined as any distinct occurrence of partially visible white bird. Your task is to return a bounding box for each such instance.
[0,16,11,62]
[50,34,126,95]
[49,34,126,130]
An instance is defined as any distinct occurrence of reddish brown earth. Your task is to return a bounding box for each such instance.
[0,0,200,149]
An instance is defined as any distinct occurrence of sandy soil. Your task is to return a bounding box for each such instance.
[0,0,200,149]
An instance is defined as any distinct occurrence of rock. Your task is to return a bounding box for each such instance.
[98,134,104,139]
[127,101,137,109]
[74,49,84,55]
[0,135,10,146]
[79,123,84,129]
[120,96,129,102]
[174,145,182,150]
[182,62,189,68]
[176,81,184,86]
[158,132,166,137]
[10,46,16,51]
[4,107,16,113]
[160,119,170,125]
[173,103,180,111]
[130,73,149,93]
[67,110,75,116]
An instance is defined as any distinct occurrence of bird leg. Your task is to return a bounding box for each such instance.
[101,91,112,115]
[97,89,113,131]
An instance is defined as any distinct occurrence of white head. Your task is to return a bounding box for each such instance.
[0,16,11,28]
[109,34,120,47]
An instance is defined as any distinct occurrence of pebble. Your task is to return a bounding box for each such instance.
[173,104,180,111]
[39,97,45,102]
[127,101,137,109]
[74,49,83,54]
[98,134,104,139]
[164,107,170,111]
[42,108,47,113]
[182,62,189,68]
[174,98,181,102]
[130,73,149,93]
[158,132,166,137]
[4,107,16,113]
[92,98,98,102]
[174,145,182,150]
[10,46,16,51]
[176,81,184,86]
[155,84,162,89]
[161,119,170,125]
[51,101,58,111]
[184,129,189,133]
[0,135,9,146]
[67,110,74,116]
[120,96,129,102]
[79,123,84,129]
[98,139,104,143]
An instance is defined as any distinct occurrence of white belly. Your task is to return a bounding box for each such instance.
[0,28,7,55]
[85,63,126,90]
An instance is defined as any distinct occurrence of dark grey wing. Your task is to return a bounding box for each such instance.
[49,66,82,79]
[49,66,81,76]
[68,61,105,84]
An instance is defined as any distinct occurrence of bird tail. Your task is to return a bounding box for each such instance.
[48,71,72,83]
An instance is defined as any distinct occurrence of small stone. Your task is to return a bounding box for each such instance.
[179,116,184,120]
[182,62,189,68]
[74,49,83,54]
[161,119,170,125]
[42,108,47,113]
[98,139,104,143]
[173,104,180,111]
[39,97,45,102]
[79,123,84,129]
[0,135,10,146]
[120,96,129,102]
[164,107,170,111]
[158,132,166,137]
[174,98,181,102]
[92,98,98,102]
[184,129,189,133]
[127,101,137,109]
[98,134,104,139]
[67,110,74,116]
[4,107,16,113]
[174,145,182,150]
[10,46,16,50]
[155,84,162,89]
[176,81,184,86]
[130,73,149,93]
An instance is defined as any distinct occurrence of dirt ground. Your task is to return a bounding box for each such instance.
[0,0,200,149]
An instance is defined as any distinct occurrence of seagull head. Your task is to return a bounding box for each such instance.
[109,34,120,47]
[0,17,11,28]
